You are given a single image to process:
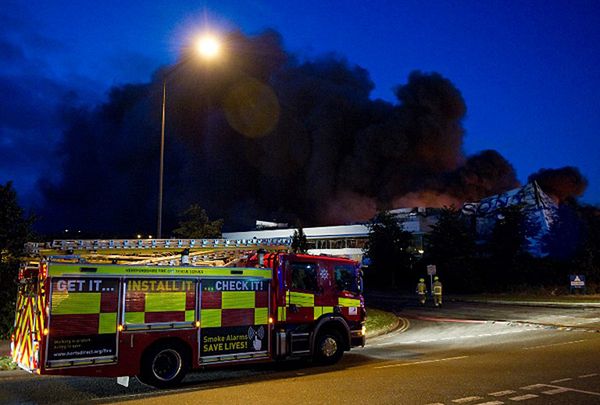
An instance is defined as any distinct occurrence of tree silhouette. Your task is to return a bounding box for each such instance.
[364,211,414,289]
[0,182,34,337]
[291,223,308,253]
[425,206,478,292]
[172,204,223,239]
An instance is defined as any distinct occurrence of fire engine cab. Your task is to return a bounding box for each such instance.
[12,239,365,388]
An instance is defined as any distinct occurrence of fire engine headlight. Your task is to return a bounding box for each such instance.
[361,325,366,336]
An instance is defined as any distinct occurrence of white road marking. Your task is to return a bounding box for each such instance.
[488,390,516,397]
[524,383,600,397]
[547,385,600,396]
[508,394,538,401]
[550,378,572,383]
[421,373,598,405]
[398,318,411,332]
[374,355,469,369]
[522,339,587,350]
[542,387,568,395]
[388,320,409,334]
[452,396,483,403]
[520,384,547,390]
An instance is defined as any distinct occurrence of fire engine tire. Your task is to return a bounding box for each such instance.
[138,343,189,388]
[313,330,343,365]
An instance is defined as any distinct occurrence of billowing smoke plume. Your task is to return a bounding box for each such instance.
[36,30,557,236]
[448,150,520,201]
[528,166,588,202]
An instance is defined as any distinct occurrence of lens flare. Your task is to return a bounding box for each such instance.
[223,78,280,138]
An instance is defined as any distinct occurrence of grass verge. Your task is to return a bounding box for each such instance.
[0,356,16,371]
[365,307,398,337]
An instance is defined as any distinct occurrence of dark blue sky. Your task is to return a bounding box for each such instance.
[2,0,600,208]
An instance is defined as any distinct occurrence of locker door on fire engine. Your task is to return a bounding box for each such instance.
[286,261,321,323]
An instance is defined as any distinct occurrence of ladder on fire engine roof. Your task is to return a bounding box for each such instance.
[24,238,291,266]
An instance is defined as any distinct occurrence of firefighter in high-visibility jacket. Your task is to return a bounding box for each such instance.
[433,276,443,307]
[416,278,427,306]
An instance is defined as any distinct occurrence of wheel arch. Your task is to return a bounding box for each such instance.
[311,316,351,353]
[137,336,193,388]
[141,336,193,362]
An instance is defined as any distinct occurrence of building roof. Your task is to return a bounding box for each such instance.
[223,224,370,241]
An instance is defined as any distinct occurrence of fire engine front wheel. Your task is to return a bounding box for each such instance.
[314,330,343,365]
[138,343,189,388]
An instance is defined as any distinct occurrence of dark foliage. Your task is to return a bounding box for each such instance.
[567,203,600,287]
[291,224,308,254]
[364,211,415,289]
[424,206,479,292]
[0,182,34,338]
[420,201,600,294]
[172,204,223,239]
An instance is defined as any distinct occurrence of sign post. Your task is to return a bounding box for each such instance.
[427,265,437,296]
[569,274,586,294]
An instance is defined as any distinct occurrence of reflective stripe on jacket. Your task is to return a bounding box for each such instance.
[433,281,442,295]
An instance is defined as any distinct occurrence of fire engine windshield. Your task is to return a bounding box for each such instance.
[334,265,360,294]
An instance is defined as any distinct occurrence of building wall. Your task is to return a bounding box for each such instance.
[223,212,436,264]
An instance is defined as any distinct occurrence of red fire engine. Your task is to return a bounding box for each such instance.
[12,239,365,388]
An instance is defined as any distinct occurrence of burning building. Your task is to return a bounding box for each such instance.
[462,182,558,256]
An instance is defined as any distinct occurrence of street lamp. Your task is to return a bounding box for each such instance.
[157,33,222,239]
[195,35,221,60]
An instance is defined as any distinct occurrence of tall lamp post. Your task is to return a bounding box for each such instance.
[157,34,222,239]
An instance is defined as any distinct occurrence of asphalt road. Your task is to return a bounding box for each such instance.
[2,300,600,404]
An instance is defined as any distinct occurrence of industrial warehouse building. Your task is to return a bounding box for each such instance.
[462,181,558,256]
[223,208,440,263]
[224,182,558,261]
